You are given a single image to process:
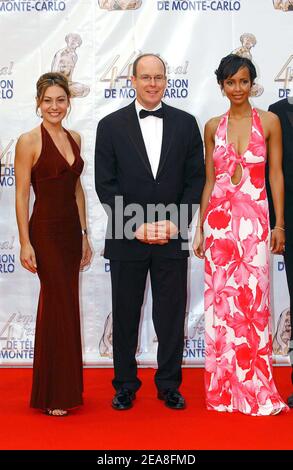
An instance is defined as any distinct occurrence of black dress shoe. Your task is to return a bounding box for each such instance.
[157,389,186,409]
[112,389,136,410]
[287,393,293,408]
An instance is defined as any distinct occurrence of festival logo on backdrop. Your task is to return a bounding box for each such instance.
[51,33,90,98]
[98,0,142,9]
[0,61,14,101]
[99,311,144,359]
[232,33,264,97]
[99,312,113,358]
[101,51,190,100]
[0,311,35,361]
[0,235,15,274]
[183,312,205,362]
[157,0,241,12]
[272,308,291,355]
[273,0,293,11]
[233,33,256,61]
[147,311,205,362]
[0,138,15,188]
[275,55,293,100]
[0,0,66,12]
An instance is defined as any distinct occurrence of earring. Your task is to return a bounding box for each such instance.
[37,109,43,118]
[221,88,226,97]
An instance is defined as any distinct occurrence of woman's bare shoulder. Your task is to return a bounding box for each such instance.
[17,126,41,147]
[255,107,279,124]
[68,129,81,148]
[255,108,280,136]
[205,115,223,133]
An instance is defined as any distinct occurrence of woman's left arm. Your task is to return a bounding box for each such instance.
[72,131,92,268]
[267,112,285,254]
[76,177,92,268]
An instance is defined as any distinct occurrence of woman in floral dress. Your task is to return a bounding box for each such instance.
[193,54,288,416]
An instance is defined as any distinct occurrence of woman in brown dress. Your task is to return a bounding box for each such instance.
[15,72,92,416]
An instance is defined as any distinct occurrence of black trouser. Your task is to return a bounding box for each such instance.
[110,255,187,392]
[284,241,293,367]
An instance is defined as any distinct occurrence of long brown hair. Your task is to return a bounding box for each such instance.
[35,72,71,114]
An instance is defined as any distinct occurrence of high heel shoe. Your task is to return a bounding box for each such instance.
[270,408,283,416]
[44,408,68,417]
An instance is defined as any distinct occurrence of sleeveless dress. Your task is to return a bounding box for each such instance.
[203,108,288,416]
[29,124,84,410]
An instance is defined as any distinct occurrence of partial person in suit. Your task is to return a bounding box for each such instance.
[95,53,205,410]
[268,97,293,407]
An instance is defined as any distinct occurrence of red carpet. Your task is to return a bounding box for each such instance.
[0,367,292,450]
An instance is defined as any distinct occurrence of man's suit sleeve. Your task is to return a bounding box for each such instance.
[266,103,277,228]
[94,118,120,209]
[95,118,133,240]
[175,117,205,230]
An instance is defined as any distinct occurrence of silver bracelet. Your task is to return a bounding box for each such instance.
[81,228,88,236]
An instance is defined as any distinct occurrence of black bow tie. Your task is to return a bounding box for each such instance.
[139,108,164,119]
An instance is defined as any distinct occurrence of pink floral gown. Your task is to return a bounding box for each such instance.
[203,108,287,416]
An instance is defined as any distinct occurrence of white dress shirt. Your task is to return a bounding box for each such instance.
[135,100,163,179]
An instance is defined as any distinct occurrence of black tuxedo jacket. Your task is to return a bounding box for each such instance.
[267,99,293,242]
[95,101,205,260]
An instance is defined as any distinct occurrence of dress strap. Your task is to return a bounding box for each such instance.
[214,112,229,143]
[63,128,81,158]
[251,107,265,138]
[31,123,46,173]
[40,122,49,151]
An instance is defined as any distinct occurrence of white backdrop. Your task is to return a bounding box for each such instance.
[0,0,291,366]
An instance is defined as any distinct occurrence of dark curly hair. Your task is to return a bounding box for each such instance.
[215,54,257,87]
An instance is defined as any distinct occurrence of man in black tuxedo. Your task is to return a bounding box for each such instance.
[95,54,205,410]
[268,97,293,407]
